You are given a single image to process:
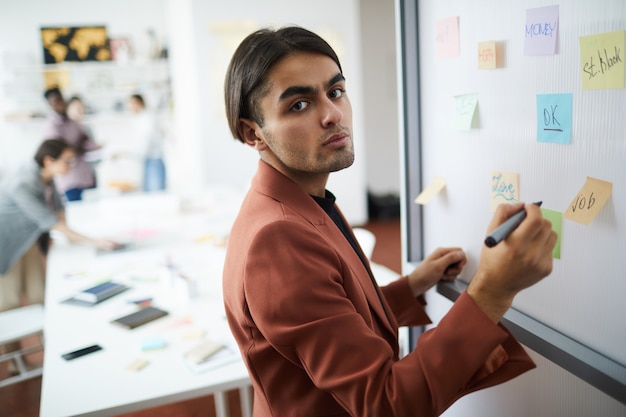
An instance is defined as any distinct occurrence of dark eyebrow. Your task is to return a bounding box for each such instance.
[278,72,345,102]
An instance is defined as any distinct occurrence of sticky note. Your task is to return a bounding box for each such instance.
[524,5,559,56]
[181,328,207,340]
[454,93,478,131]
[540,208,562,259]
[563,177,613,225]
[414,176,446,205]
[536,93,573,144]
[141,337,167,351]
[436,16,460,59]
[490,171,519,212]
[127,358,149,372]
[478,41,497,69]
[579,30,625,90]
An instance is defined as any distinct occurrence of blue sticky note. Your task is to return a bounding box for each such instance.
[141,337,166,351]
[536,93,572,144]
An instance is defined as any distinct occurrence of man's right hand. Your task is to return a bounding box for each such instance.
[467,202,557,323]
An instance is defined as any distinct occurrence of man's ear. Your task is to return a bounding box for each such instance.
[238,118,267,150]
[42,155,54,169]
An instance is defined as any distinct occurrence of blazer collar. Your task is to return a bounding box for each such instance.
[251,160,397,338]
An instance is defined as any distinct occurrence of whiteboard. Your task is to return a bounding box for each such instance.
[397,0,625,404]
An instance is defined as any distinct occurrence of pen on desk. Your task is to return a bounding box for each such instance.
[484,202,542,248]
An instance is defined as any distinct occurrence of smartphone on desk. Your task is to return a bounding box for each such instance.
[111,306,169,330]
[61,344,103,361]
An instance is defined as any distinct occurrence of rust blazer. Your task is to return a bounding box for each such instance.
[223,160,535,417]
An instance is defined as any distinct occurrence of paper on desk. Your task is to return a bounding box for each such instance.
[182,346,241,374]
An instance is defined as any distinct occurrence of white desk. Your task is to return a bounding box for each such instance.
[40,192,252,417]
[39,193,403,417]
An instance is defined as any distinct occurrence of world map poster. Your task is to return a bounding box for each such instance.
[41,26,111,64]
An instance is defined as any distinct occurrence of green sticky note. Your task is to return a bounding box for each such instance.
[540,207,562,259]
[454,93,479,130]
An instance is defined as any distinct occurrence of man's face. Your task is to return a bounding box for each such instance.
[47,148,76,176]
[246,52,354,181]
[47,93,66,115]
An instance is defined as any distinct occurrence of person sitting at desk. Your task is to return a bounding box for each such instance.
[0,139,121,314]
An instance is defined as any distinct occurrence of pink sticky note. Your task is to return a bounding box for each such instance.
[436,16,460,59]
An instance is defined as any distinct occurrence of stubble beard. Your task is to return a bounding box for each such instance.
[262,127,355,175]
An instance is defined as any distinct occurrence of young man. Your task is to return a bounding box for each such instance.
[222,27,556,416]
[43,87,100,201]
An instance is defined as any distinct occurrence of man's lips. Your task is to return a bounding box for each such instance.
[323,132,350,146]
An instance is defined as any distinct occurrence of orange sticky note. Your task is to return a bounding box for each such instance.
[414,176,446,205]
[563,177,613,225]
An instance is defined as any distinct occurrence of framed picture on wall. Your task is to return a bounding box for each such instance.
[41,25,112,64]
[109,37,132,64]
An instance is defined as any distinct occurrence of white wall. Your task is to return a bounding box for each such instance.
[0,0,169,179]
[360,0,401,196]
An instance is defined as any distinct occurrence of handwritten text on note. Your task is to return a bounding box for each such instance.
[490,171,519,212]
[579,30,625,90]
[478,41,497,69]
[536,93,573,144]
[524,5,559,56]
[563,177,613,225]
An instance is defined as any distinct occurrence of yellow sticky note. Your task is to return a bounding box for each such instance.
[579,30,625,90]
[127,358,149,372]
[414,176,446,205]
[563,177,613,225]
[478,41,497,69]
[490,171,519,212]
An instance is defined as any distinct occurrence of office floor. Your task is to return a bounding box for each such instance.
[0,218,401,417]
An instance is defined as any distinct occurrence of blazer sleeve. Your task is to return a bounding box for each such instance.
[380,276,432,327]
[244,221,535,417]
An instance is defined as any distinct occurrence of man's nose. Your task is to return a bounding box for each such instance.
[320,98,343,128]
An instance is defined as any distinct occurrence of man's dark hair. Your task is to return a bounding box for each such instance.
[44,87,62,100]
[130,94,145,107]
[224,26,342,143]
[34,138,70,167]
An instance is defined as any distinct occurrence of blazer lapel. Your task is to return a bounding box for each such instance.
[253,161,398,340]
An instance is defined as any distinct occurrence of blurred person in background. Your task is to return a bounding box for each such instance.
[0,139,120,377]
[128,93,166,192]
[43,87,100,201]
[66,95,95,141]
